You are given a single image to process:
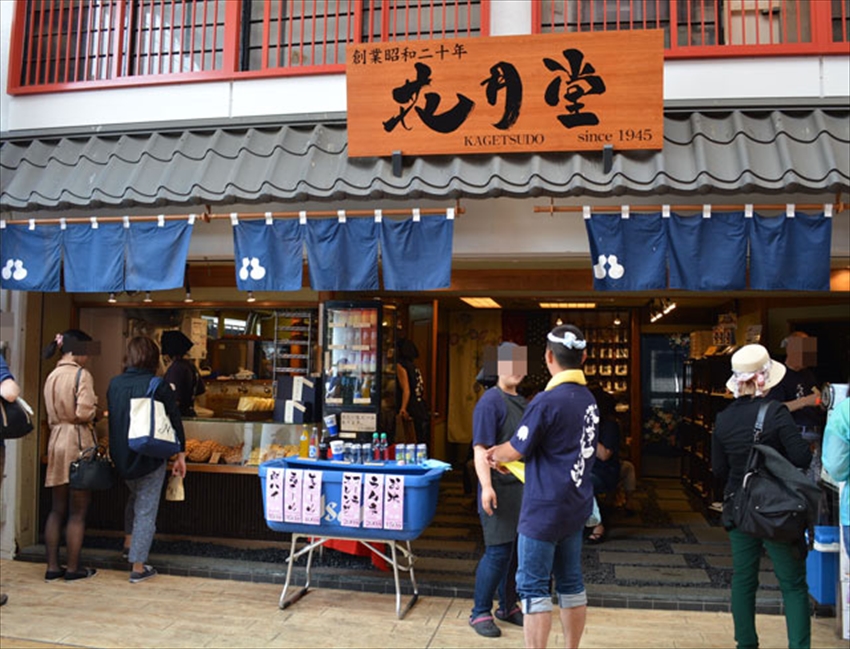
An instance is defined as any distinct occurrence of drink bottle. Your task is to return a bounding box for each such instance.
[319,429,329,460]
[299,425,310,458]
[380,432,389,461]
[309,426,319,459]
[372,432,380,460]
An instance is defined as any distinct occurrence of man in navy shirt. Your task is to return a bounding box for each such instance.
[486,325,598,649]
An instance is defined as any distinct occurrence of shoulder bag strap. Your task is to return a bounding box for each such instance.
[752,401,770,444]
[72,367,97,448]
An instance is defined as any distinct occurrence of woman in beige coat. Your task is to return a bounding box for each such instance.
[42,330,99,581]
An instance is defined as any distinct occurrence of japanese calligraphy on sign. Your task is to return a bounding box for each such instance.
[340,472,363,527]
[383,475,405,531]
[346,31,663,157]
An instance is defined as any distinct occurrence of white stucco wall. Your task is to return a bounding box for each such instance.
[1,0,848,134]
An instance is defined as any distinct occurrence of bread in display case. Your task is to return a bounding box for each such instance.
[181,419,303,468]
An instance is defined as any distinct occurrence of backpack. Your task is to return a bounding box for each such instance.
[730,402,820,545]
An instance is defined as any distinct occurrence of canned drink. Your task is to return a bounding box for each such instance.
[404,443,416,465]
[416,443,428,464]
[361,442,372,463]
[395,443,406,464]
[351,443,361,465]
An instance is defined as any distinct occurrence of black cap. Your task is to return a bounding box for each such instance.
[160,330,194,357]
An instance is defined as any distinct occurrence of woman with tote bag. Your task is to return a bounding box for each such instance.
[107,336,186,584]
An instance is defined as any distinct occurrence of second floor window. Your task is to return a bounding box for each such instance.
[361,0,485,42]
[538,0,850,53]
[12,0,487,92]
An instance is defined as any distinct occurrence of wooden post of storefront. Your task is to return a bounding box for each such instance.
[629,309,642,478]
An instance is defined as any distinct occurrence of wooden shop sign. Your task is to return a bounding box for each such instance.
[346,30,664,158]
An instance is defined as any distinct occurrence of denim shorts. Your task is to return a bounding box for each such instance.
[516,530,586,614]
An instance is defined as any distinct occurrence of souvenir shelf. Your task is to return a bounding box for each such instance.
[680,355,734,508]
[583,326,631,397]
[270,310,317,377]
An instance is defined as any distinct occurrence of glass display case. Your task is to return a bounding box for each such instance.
[181,419,302,468]
[322,300,397,441]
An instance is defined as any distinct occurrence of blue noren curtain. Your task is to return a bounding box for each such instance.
[124,220,194,291]
[380,215,453,290]
[0,224,62,292]
[667,212,747,291]
[62,222,126,292]
[232,219,304,291]
[749,212,831,291]
[584,213,667,291]
[306,218,378,291]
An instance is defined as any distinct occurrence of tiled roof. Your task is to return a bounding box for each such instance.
[1,109,848,212]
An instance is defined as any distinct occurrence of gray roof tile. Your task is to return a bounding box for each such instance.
[1,109,848,212]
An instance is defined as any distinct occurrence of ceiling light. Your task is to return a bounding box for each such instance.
[613,314,622,326]
[555,316,564,326]
[143,291,152,303]
[539,302,597,309]
[246,291,256,303]
[460,297,501,308]
[663,300,677,314]
[107,292,117,304]
[184,291,194,304]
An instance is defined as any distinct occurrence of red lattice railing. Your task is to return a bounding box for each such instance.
[8,0,489,93]
[535,0,850,58]
[7,0,846,95]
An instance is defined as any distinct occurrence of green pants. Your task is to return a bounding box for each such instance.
[728,528,811,649]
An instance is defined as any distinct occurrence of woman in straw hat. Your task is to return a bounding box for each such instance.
[712,344,813,649]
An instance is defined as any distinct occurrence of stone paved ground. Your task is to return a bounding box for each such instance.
[14,472,830,614]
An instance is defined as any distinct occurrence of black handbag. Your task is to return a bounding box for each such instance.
[1,396,34,440]
[728,402,820,544]
[68,426,116,491]
[66,368,115,491]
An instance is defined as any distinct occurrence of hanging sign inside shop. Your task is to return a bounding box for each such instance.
[346,30,664,157]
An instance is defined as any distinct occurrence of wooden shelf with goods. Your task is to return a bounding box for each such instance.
[681,356,733,508]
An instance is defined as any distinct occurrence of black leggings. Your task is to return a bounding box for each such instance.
[45,484,91,573]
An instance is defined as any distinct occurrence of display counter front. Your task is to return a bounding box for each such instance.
[40,419,306,541]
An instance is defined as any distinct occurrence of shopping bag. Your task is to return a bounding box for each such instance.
[129,377,181,459]
[165,475,185,501]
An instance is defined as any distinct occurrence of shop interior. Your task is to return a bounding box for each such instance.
[28,284,849,541]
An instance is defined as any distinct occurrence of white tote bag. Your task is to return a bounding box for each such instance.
[128,377,181,459]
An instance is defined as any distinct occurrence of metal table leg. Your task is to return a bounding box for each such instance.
[277,535,420,619]
[278,534,322,610]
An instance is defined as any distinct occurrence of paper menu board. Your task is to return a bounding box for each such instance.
[363,473,385,529]
[384,474,405,531]
[302,469,323,525]
[265,467,284,522]
[283,468,303,523]
[340,472,363,527]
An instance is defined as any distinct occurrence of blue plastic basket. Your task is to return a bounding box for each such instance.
[259,457,445,541]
